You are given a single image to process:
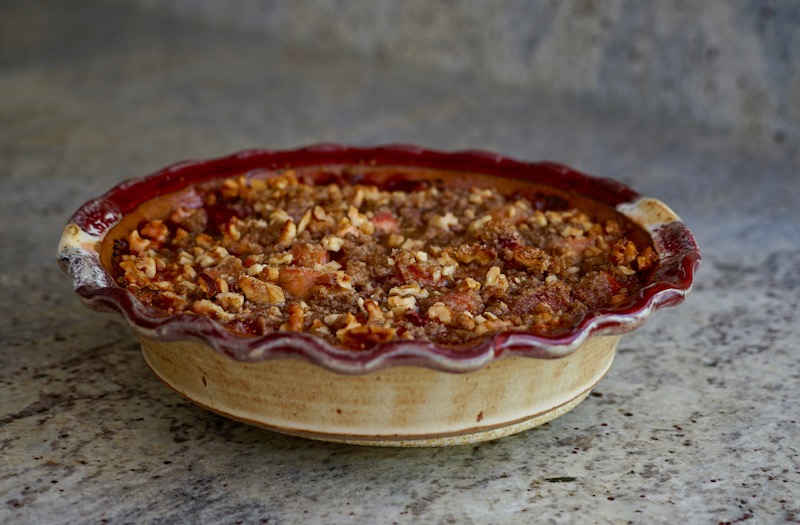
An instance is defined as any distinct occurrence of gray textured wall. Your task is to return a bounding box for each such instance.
[115,0,799,145]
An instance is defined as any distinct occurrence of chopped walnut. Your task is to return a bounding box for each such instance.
[196,246,230,268]
[389,283,429,298]
[513,246,550,274]
[427,302,453,324]
[192,299,234,321]
[297,208,312,234]
[450,244,496,265]
[216,292,244,311]
[128,230,151,254]
[140,220,168,243]
[267,252,293,265]
[468,215,492,234]
[238,276,285,305]
[457,277,481,291]
[485,266,509,291]
[610,239,638,266]
[321,235,345,252]
[284,302,304,331]
[429,212,459,230]
[279,220,297,243]
[269,209,291,225]
[364,299,385,322]
[387,295,416,313]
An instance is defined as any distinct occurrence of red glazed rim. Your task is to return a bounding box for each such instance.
[58,144,701,374]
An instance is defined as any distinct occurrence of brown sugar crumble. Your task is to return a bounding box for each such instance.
[113,170,658,350]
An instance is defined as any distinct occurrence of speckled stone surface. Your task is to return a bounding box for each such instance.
[1,1,799,524]
[110,0,800,145]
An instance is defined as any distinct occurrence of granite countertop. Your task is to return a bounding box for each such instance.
[2,1,798,523]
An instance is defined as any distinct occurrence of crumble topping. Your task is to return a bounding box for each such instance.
[113,170,657,349]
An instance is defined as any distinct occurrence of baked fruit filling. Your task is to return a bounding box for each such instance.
[112,170,657,349]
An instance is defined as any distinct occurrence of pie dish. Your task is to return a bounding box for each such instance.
[58,144,700,446]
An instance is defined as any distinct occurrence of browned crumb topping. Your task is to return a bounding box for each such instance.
[114,170,657,349]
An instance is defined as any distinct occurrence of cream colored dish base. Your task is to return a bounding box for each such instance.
[141,335,619,447]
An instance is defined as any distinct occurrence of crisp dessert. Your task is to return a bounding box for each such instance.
[112,169,657,350]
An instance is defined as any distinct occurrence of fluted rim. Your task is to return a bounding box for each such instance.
[58,144,700,374]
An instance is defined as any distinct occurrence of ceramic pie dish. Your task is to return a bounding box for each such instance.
[58,144,700,446]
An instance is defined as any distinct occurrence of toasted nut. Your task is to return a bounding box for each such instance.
[223,219,242,241]
[348,206,368,228]
[197,273,218,297]
[324,313,341,326]
[182,264,197,280]
[389,283,429,298]
[468,215,492,234]
[192,299,234,321]
[267,251,293,265]
[192,235,213,251]
[196,246,230,268]
[177,251,194,265]
[427,302,453,324]
[238,276,286,305]
[468,188,493,205]
[137,257,157,279]
[335,313,362,340]
[364,299,385,322]
[457,277,481,291]
[513,246,550,274]
[247,263,266,276]
[545,211,564,225]
[387,295,416,313]
[485,266,509,290]
[334,271,353,290]
[169,207,193,226]
[452,244,496,265]
[173,228,189,245]
[140,220,168,243]
[322,235,345,252]
[216,292,244,311]
[313,205,329,221]
[297,208,312,234]
[279,220,297,243]
[400,238,424,250]
[269,209,291,225]
[313,260,343,272]
[429,212,459,230]
[530,211,547,226]
[474,318,512,335]
[286,302,304,331]
[339,325,398,347]
[310,319,331,336]
[611,239,638,266]
[561,225,584,237]
[605,219,621,235]
[119,259,148,286]
[387,234,405,248]
[359,220,375,235]
[128,230,151,254]
[352,188,365,208]
[220,178,240,198]
[441,264,457,277]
